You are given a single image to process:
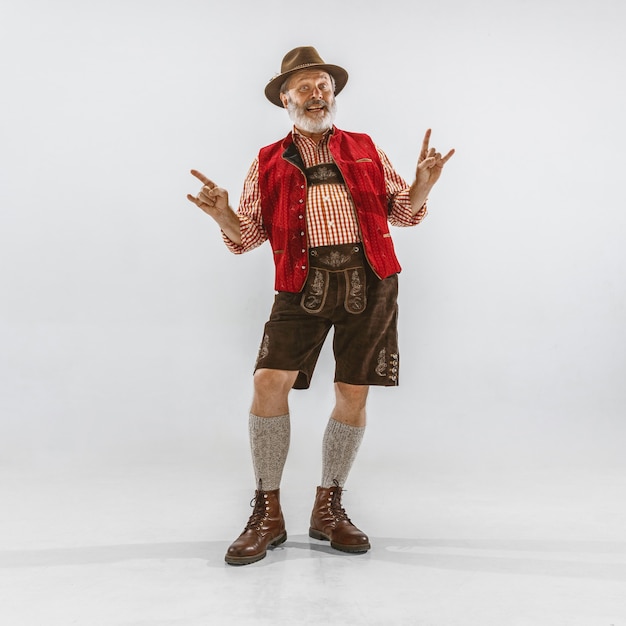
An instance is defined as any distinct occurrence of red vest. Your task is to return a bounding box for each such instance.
[258,127,402,292]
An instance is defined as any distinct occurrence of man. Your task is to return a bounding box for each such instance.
[187,46,454,566]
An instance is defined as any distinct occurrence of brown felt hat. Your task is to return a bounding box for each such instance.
[264,46,349,108]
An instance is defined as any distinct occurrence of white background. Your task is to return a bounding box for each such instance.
[1,0,625,475]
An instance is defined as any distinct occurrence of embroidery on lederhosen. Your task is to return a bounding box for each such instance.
[304,163,346,186]
[375,348,387,377]
[256,333,270,366]
[318,250,352,268]
[300,268,328,313]
[343,267,367,314]
[375,348,399,383]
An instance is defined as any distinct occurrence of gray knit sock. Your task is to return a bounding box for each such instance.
[321,418,365,488]
[249,413,290,491]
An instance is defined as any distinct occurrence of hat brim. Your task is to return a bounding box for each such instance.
[264,63,349,108]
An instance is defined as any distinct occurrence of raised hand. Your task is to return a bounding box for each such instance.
[187,169,230,217]
[415,129,455,191]
[186,169,242,245]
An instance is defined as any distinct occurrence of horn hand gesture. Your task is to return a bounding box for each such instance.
[410,129,454,214]
[186,169,242,245]
[187,169,230,217]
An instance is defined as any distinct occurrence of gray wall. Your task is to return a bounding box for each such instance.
[1,0,624,472]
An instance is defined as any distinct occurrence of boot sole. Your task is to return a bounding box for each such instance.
[224,532,287,566]
[308,528,370,553]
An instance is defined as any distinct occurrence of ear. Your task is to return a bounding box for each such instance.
[279,93,289,108]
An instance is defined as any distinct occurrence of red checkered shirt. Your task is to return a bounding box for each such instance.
[223,127,426,253]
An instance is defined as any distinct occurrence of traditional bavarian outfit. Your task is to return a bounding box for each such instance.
[223,47,427,565]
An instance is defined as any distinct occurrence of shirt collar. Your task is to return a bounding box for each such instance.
[292,125,334,144]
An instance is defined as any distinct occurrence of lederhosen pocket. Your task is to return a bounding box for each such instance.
[343,266,366,314]
[300,244,367,315]
[301,267,329,313]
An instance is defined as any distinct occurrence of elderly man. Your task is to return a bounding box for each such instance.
[187,46,453,566]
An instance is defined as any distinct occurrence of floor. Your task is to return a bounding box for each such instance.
[1,462,625,626]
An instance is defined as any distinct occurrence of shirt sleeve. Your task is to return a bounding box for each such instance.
[221,157,269,254]
[376,146,428,227]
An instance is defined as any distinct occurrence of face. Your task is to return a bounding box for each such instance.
[280,70,336,135]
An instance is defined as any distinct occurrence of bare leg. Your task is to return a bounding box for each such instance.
[330,381,369,427]
[250,368,299,417]
[319,382,369,488]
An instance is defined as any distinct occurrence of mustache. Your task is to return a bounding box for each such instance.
[304,98,328,109]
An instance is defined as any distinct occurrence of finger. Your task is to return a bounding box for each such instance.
[419,129,432,160]
[198,187,220,204]
[190,169,216,188]
[440,148,455,164]
[417,156,437,170]
[186,193,201,205]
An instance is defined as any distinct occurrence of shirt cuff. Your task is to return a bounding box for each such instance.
[221,217,266,254]
[221,230,245,254]
[389,189,428,226]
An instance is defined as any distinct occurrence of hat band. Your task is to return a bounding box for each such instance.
[270,62,330,83]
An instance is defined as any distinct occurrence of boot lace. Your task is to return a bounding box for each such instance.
[244,480,268,531]
[329,479,351,523]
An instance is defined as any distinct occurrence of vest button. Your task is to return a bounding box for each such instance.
[298,199,304,204]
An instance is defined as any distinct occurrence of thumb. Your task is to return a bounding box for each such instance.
[417,156,436,170]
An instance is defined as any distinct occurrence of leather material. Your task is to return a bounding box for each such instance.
[225,488,287,565]
[309,483,370,553]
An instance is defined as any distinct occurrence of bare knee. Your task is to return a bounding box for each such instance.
[251,369,298,417]
[333,382,369,426]
[335,382,369,408]
[253,368,298,395]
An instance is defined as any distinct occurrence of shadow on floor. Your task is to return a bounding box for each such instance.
[2,536,626,581]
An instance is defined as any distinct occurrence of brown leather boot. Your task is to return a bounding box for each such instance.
[225,485,287,566]
[309,481,370,553]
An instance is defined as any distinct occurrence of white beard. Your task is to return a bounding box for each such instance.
[286,96,337,134]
